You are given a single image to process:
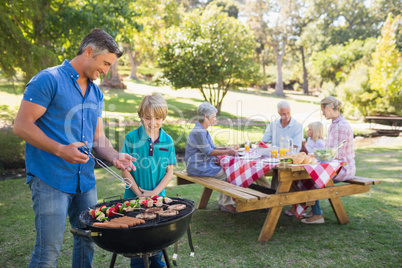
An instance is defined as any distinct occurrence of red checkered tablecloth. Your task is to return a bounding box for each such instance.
[218,155,280,188]
[294,160,345,219]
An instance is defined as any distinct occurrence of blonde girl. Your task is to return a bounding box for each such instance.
[305,122,325,154]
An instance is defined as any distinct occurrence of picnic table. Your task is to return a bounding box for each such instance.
[175,153,381,243]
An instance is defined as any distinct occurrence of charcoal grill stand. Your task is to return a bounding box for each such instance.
[109,249,172,268]
[107,226,194,268]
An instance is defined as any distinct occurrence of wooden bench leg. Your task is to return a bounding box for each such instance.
[326,180,349,224]
[258,206,283,243]
[258,179,293,243]
[328,198,349,224]
[197,187,213,209]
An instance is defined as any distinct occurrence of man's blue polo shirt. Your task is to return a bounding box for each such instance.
[23,60,103,193]
[261,117,303,151]
[121,125,176,199]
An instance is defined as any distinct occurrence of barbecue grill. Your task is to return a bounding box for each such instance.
[71,197,195,267]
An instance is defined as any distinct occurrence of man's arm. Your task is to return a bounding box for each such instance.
[14,100,89,164]
[92,117,135,171]
[261,123,272,143]
[292,123,303,152]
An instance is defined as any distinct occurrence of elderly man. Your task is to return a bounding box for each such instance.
[261,100,303,152]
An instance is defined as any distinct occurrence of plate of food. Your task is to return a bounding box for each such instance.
[262,158,280,163]
[279,152,318,165]
[240,155,261,160]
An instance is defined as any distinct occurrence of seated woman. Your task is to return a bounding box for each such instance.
[185,102,271,213]
[302,96,356,224]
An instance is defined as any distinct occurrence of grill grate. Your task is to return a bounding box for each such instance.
[81,197,194,228]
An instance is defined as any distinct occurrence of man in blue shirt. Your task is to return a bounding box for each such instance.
[261,100,303,152]
[14,29,135,268]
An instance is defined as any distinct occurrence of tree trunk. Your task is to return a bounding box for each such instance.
[300,45,309,95]
[129,49,139,80]
[125,44,142,80]
[99,61,126,89]
[275,58,284,97]
[273,37,287,97]
[131,63,138,80]
[261,53,266,77]
[274,44,285,97]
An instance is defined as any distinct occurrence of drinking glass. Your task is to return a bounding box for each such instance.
[245,141,250,151]
[272,146,278,158]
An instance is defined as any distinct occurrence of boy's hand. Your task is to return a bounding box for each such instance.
[112,153,136,171]
[137,187,156,197]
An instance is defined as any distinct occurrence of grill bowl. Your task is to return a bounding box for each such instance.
[77,197,195,254]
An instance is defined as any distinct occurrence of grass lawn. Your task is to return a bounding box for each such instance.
[1,143,401,267]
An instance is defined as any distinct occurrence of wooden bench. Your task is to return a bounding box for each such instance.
[175,170,270,209]
[174,169,381,243]
[365,115,402,134]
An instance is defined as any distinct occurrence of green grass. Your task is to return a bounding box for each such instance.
[1,144,401,267]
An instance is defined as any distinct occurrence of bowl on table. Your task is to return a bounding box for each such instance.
[313,148,337,163]
[255,147,271,157]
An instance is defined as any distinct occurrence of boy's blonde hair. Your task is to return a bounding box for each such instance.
[308,121,324,142]
[137,92,168,119]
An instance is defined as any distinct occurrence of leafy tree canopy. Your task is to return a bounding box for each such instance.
[369,13,402,115]
[312,38,376,86]
[1,0,141,83]
[158,5,258,113]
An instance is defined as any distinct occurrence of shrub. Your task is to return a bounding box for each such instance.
[0,128,25,171]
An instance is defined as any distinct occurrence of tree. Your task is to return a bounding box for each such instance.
[123,0,181,80]
[312,38,376,86]
[159,6,258,114]
[1,0,140,84]
[310,0,401,49]
[245,0,299,97]
[369,14,402,115]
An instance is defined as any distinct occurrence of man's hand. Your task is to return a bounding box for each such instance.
[58,142,89,164]
[112,153,136,171]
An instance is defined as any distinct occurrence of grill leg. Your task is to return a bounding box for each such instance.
[162,248,172,268]
[109,253,118,268]
[143,253,149,268]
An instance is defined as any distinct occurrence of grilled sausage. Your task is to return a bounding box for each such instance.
[93,221,129,228]
[110,218,134,227]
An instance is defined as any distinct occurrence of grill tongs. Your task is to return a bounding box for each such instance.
[79,143,133,189]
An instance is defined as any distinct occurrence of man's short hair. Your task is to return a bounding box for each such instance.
[277,100,290,113]
[77,28,123,58]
